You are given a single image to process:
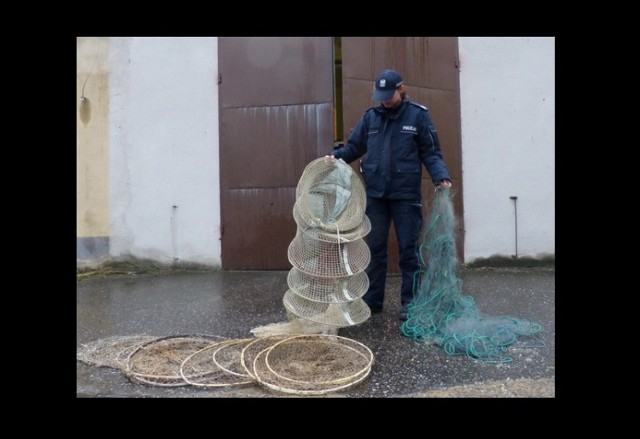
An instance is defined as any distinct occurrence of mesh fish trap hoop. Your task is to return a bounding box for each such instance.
[265,335,373,384]
[251,334,373,395]
[288,229,370,278]
[401,187,542,363]
[211,338,255,378]
[179,338,254,387]
[294,158,366,233]
[293,202,372,243]
[240,335,291,379]
[125,334,227,386]
[287,267,369,303]
[252,348,371,395]
[283,290,371,326]
[77,335,157,370]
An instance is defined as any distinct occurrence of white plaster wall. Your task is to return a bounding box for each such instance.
[109,37,221,266]
[459,37,554,262]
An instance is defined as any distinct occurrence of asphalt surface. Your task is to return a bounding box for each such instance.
[76,267,555,398]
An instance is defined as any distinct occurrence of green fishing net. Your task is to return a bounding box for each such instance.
[400,187,542,363]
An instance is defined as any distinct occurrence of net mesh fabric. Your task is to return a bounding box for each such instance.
[293,158,366,233]
[250,334,373,395]
[180,338,254,387]
[283,289,371,326]
[77,335,157,369]
[125,334,228,386]
[287,268,368,303]
[400,187,542,363]
[288,228,371,278]
[293,204,372,243]
[260,157,373,333]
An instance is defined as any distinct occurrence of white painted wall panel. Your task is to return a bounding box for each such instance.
[109,37,221,266]
[459,37,554,262]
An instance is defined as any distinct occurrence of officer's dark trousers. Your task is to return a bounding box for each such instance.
[362,197,423,311]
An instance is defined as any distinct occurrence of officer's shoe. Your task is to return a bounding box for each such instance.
[399,305,409,321]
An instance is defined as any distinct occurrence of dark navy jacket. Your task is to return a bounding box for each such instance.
[332,97,451,200]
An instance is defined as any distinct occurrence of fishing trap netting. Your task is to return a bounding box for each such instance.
[293,157,367,233]
[400,186,542,363]
[78,333,373,395]
[288,229,371,278]
[250,334,373,395]
[124,334,229,387]
[252,157,372,335]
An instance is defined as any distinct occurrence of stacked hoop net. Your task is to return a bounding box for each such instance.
[284,158,372,329]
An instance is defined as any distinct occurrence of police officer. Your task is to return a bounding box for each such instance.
[327,69,452,321]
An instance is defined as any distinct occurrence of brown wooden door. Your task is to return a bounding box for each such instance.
[340,37,464,272]
[218,37,334,269]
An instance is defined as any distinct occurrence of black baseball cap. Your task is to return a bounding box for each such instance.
[372,69,404,101]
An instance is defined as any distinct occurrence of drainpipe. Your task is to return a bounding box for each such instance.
[510,196,518,258]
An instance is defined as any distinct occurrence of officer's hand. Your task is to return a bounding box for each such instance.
[324,155,337,164]
[437,179,452,188]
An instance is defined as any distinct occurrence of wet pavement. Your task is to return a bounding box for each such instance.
[76,267,555,398]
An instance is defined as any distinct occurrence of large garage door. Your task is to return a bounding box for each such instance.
[218,37,334,269]
[219,37,462,270]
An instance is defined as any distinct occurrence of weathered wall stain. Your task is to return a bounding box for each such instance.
[79,98,91,125]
